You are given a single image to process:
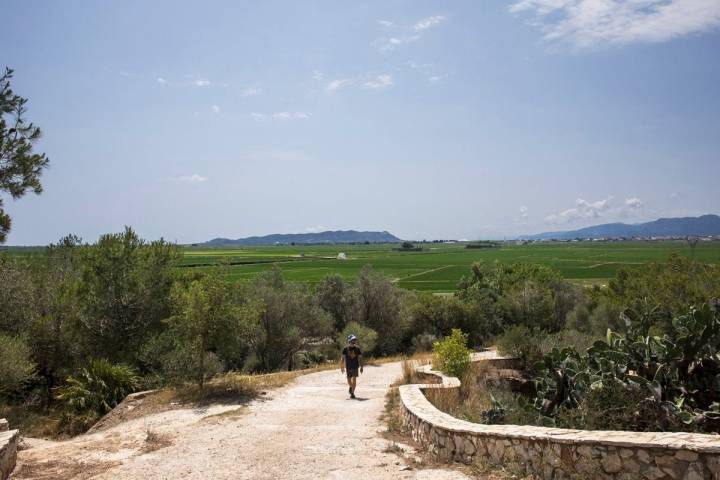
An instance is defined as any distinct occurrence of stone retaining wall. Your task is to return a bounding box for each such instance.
[399,354,720,480]
[0,419,19,480]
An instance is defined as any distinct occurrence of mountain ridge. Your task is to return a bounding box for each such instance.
[202,230,402,246]
[520,214,720,240]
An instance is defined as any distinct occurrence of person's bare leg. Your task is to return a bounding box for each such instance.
[350,376,357,394]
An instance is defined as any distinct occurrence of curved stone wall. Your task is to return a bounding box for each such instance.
[399,354,720,480]
[0,419,19,480]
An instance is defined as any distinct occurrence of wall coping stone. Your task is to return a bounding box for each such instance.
[0,428,19,480]
[399,352,720,454]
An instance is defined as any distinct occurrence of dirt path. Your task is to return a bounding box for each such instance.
[13,362,469,480]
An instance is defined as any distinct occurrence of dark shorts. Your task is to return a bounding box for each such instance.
[346,368,359,378]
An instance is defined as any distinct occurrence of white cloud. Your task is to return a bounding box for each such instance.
[414,15,447,31]
[325,78,353,93]
[377,19,394,27]
[119,71,135,77]
[312,70,325,81]
[624,197,642,208]
[157,77,168,84]
[379,35,421,51]
[241,87,261,96]
[304,225,329,233]
[271,111,310,120]
[193,79,212,87]
[545,196,645,224]
[545,196,613,223]
[406,61,433,70]
[252,112,310,121]
[176,174,208,184]
[363,74,394,89]
[670,192,679,199]
[520,206,529,218]
[428,74,449,82]
[509,0,720,49]
[211,105,220,113]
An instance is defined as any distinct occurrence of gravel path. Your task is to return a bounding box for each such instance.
[13,362,469,480]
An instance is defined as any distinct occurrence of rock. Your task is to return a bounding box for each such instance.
[577,445,594,459]
[464,438,476,456]
[637,450,652,464]
[675,450,699,462]
[683,463,704,480]
[643,467,667,480]
[706,457,719,480]
[601,452,623,474]
[619,448,635,459]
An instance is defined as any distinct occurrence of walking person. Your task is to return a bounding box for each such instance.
[340,334,363,399]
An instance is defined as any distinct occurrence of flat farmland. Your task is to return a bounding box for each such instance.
[181,241,720,292]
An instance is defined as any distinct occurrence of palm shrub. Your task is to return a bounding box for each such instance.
[56,359,140,415]
[433,329,471,378]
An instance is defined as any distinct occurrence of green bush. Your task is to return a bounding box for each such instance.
[495,325,543,372]
[532,303,720,432]
[56,359,140,415]
[433,329,471,378]
[0,335,36,397]
[338,321,378,354]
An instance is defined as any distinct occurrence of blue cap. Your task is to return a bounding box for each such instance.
[347,334,357,342]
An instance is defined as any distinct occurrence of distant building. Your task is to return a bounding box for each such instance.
[337,252,347,260]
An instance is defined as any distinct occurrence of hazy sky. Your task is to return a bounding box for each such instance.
[2,0,720,244]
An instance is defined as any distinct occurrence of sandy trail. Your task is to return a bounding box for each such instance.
[13,362,468,480]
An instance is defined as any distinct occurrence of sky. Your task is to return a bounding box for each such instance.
[2,0,720,244]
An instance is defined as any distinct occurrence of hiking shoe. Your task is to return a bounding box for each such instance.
[350,393,356,399]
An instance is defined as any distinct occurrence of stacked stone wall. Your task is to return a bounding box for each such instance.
[399,355,720,479]
[0,419,19,480]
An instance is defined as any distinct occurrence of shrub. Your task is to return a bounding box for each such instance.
[56,359,140,415]
[0,335,36,397]
[338,321,378,354]
[540,329,597,356]
[532,303,720,432]
[411,333,437,353]
[495,325,542,372]
[433,329,471,378]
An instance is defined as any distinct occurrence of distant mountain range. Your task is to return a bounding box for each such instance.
[202,230,402,246]
[520,214,720,241]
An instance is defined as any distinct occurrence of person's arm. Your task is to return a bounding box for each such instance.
[358,350,363,374]
[339,352,345,373]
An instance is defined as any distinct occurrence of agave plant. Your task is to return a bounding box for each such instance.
[56,359,140,414]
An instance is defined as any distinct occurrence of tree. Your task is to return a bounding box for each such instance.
[0,334,35,397]
[245,268,332,372]
[168,274,250,388]
[28,235,83,405]
[355,266,408,354]
[315,274,357,331]
[0,68,49,243]
[0,256,37,335]
[76,227,179,362]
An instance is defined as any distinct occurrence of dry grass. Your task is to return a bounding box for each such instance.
[140,428,173,454]
[11,458,121,480]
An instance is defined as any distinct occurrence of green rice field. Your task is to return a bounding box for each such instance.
[180,241,720,292]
